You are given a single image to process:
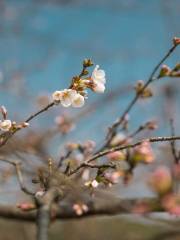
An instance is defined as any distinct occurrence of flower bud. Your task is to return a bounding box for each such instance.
[148,166,172,195]
[158,65,171,78]
[107,151,125,161]
[132,141,154,164]
[0,119,12,132]
[173,37,180,46]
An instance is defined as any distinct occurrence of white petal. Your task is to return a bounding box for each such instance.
[67,89,77,101]
[52,91,62,102]
[92,65,106,84]
[93,82,105,93]
[61,96,72,107]
[72,94,85,108]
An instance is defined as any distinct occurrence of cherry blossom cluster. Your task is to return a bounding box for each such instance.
[52,62,106,108]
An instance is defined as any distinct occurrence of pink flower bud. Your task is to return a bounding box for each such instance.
[107,151,125,161]
[132,141,154,164]
[162,194,180,216]
[148,166,172,195]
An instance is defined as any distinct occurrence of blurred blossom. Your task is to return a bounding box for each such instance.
[148,166,172,195]
[107,151,125,161]
[104,171,121,184]
[82,140,96,155]
[132,141,154,163]
[35,190,45,198]
[73,203,89,216]
[65,142,79,151]
[91,179,99,188]
[83,140,96,150]
[162,194,180,216]
[133,201,151,214]
[17,203,35,211]
[55,115,75,134]
[85,179,99,188]
[75,153,84,163]
[81,169,90,181]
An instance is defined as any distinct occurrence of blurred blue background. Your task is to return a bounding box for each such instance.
[0,0,179,143]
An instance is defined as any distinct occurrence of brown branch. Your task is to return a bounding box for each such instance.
[0,156,34,195]
[0,198,156,222]
[80,163,116,169]
[169,119,179,164]
[25,102,55,123]
[68,135,180,175]
[104,44,178,148]
[0,102,55,148]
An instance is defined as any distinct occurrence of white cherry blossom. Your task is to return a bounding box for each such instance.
[91,65,106,84]
[93,82,105,93]
[52,91,62,102]
[72,93,85,108]
[0,119,12,131]
[91,65,106,93]
[59,89,77,107]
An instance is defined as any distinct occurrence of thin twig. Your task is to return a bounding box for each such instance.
[25,102,55,123]
[58,150,73,168]
[104,44,178,148]
[0,156,34,195]
[169,119,179,164]
[0,102,55,148]
[68,135,180,175]
[80,162,116,169]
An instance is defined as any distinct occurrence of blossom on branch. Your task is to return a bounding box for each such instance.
[0,119,12,132]
[73,203,89,216]
[52,89,85,108]
[91,65,106,93]
[72,93,85,108]
[132,140,154,164]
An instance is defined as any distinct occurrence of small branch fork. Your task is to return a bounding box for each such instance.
[0,102,55,148]
[0,156,34,195]
[68,135,180,175]
[103,44,178,149]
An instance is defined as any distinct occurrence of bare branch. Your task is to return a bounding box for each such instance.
[103,44,178,149]
[0,197,156,221]
[0,156,34,195]
[69,135,180,175]
[169,119,179,164]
